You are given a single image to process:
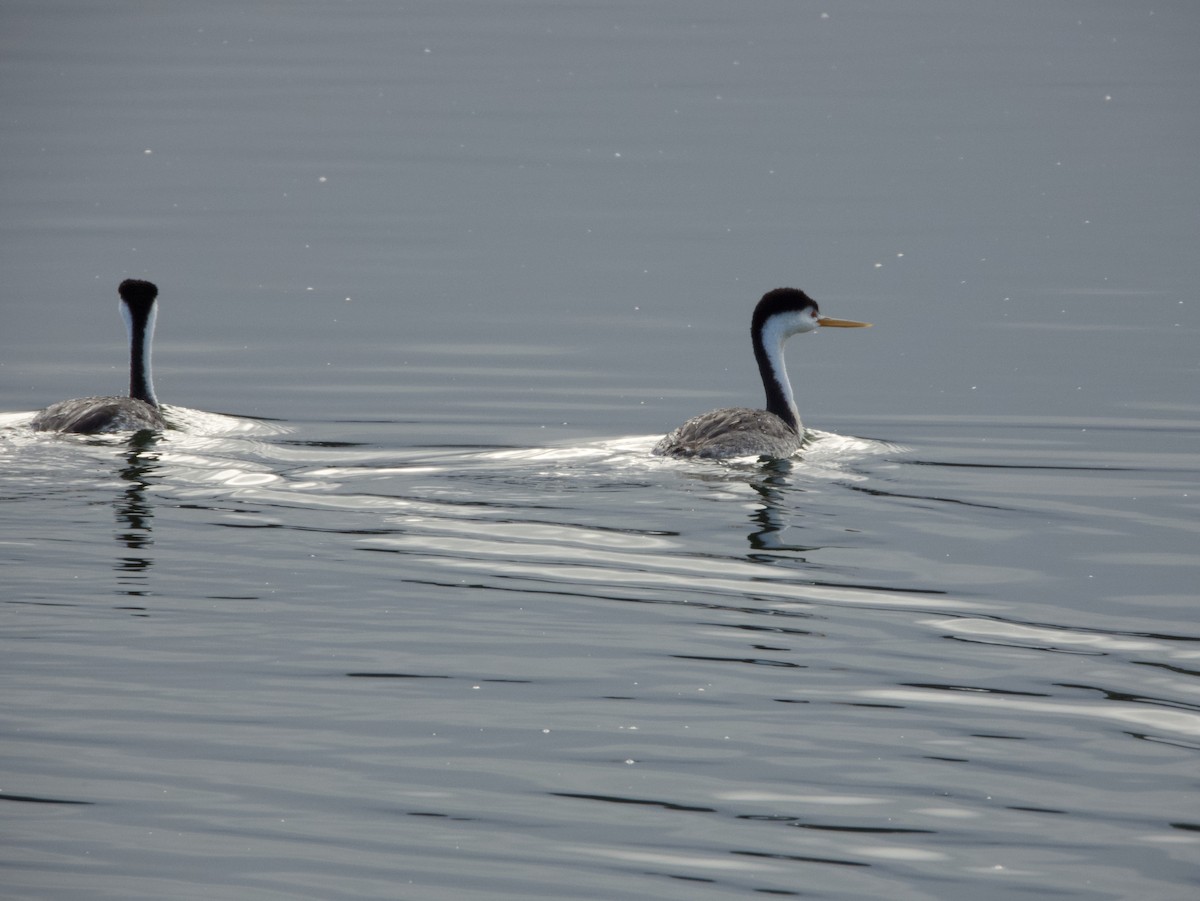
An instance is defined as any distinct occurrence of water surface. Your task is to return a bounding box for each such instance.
[2,2,1198,899]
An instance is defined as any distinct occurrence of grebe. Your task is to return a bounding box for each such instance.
[652,287,870,460]
[31,279,168,434]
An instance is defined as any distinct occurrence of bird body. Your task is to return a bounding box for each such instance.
[31,279,168,434]
[30,395,164,434]
[653,407,802,460]
[653,287,870,460]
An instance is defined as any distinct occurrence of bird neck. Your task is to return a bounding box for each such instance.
[122,301,158,407]
[752,318,800,433]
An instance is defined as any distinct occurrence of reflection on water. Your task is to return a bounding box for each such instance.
[3,0,1198,893]
[112,432,159,600]
[3,410,1198,899]
[745,459,813,554]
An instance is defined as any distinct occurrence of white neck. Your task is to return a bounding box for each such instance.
[121,299,158,406]
[758,313,801,424]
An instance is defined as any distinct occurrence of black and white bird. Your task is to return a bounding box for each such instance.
[31,279,169,434]
[653,287,870,460]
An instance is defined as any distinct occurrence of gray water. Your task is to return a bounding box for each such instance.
[2,3,1198,899]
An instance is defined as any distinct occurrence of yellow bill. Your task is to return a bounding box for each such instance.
[817,317,872,328]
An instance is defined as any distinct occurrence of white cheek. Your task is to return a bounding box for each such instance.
[788,310,817,337]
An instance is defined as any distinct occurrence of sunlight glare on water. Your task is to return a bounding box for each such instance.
[2,2,1199,899]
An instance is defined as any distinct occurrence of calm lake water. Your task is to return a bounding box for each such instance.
[2,2,1198,899]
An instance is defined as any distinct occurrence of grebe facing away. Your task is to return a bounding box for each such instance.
[31,279,168,434]
[652,287,871,460]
